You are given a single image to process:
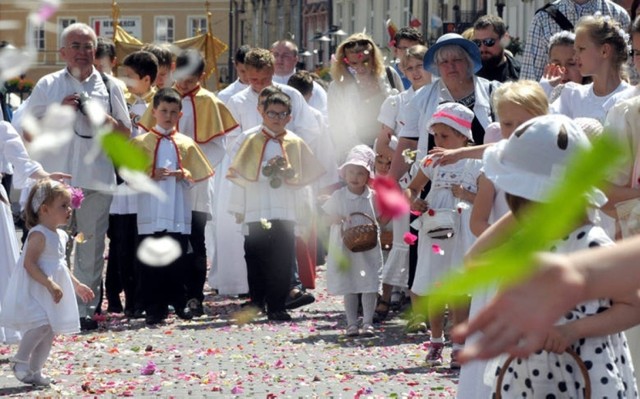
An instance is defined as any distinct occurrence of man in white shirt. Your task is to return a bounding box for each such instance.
[217,45,251,105]
[270,40,328,114]
[22,23,131,330]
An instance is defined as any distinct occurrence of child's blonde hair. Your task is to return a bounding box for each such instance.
[24,179,70,229]
[493,80,549,118]
[576,15,629,75]
[330,33,385,83]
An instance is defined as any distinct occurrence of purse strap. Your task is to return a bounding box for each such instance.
[495,348,591,398]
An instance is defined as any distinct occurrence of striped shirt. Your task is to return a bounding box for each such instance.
[520,0,630,81]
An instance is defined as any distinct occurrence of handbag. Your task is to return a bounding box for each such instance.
[341,212,378,252]
[495,348,591,399]
[421,209,457,239]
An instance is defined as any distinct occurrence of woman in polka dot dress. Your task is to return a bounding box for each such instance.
[481,115,638,398]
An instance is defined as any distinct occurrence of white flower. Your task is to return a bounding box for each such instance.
[137,236,182,267]
[260,218,272,230]
[402,148,417,164]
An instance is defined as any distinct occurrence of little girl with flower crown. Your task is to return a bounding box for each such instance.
[0,179,94,386]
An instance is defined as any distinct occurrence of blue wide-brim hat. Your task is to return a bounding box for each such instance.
[423,33,482,76]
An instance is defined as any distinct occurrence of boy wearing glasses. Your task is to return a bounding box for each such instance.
[472,15,521,83]
[227,91,325,322]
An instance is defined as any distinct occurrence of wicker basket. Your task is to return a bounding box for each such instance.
[342,212,378,252]
[495,348,591,398]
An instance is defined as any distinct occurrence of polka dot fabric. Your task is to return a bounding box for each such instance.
[494,225,638,398]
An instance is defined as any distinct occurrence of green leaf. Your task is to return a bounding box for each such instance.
[415,134,623,314]
[100,132,149,172]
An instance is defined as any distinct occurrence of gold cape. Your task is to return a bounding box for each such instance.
[138,85,238,144]
[227,129,325,187]
[132,128,214,182]
[125,87,156,106]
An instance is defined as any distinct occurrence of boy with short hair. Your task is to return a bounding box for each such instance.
[227,91,325,321]
[132,88,213,325]
[139,49,238,316]
[104,50,159,316]
[141,43,175,89]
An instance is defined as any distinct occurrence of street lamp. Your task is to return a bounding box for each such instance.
[496,0,506,19]
[327,25,346,58]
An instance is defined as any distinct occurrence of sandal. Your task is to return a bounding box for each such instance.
[346,325,359,337]
[373,299,390,323]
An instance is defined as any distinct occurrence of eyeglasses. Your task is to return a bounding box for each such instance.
[265,110,290,120]
[472,38,497,48]
[67,43,95,52]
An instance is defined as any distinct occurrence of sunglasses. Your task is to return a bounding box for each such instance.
[472,38,497,48]
[265,110,290,120]
[344,39,371,49]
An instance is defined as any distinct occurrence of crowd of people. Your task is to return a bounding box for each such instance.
[2,0,640,396]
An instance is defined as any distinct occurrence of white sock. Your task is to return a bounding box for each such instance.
[344,294,359,327]
[14,324,50,365]
[29,325,54,373]
[360,292,378,326]
[431,336,444,344]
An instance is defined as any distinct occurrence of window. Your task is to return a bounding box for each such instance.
[188,16,207,36]
[368,0,375,36]
[155,16,174,42]
[58,17,76,48]
[29,22,46,51]
[349,3,356,34]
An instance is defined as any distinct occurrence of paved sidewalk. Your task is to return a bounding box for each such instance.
[0,264,460,398]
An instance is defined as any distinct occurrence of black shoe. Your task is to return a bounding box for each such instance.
[79,317,99,331]
[145,315,165,325]
[186,298,204,317]
[267,311,292,322]
[285,291,315,310]
[125,308,145,319]
[174,307,193,320]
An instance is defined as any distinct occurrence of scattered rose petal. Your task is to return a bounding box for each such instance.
[260,218,272,230]
[427,209,435,216]
[230,385,244,394]
[137,236,182,267]
[22,104,75,165]
[117,167,167,201]
[372,175,410,219]
[432,244,444,255]
[74,232,86,243]
[403,232,418,245]
[140,360,156,375]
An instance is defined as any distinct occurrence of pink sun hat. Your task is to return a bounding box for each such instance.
[339,145,376,180]
[426,102,474,142]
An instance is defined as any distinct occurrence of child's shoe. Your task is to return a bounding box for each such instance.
[450,349,461,370]
[425,342,444,367]
[11,360,32,383]
[26,371,52,386]
[360,324,376,338]
[346,325,359,337]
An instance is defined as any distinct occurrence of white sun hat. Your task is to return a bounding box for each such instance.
[427,102,474,142]
[483,114,606,205]
[339,144,376,179]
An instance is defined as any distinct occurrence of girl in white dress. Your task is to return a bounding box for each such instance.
[0,121,70,345]
[457,81,550,398]
[406,103,482,368]
[322,145,384,338]
[481,114,639,398]
[0,179,94,386]
[549,15,630,123]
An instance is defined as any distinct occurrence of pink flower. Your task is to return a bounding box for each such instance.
[140,360,156,375]
[403,232,418,245]
[372,175,410,219]
[69,187,84,209]
[431,244,444,255]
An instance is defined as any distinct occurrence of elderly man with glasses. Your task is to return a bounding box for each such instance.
[472,15,521,83]
[20,22,131,331]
